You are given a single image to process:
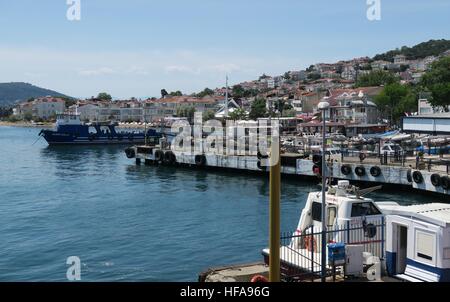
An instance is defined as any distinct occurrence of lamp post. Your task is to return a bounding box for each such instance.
[318,99,330,282]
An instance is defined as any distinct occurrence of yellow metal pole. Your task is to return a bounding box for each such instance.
[269,137,281,282]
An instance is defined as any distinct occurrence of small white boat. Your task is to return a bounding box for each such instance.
[262,181,385,279]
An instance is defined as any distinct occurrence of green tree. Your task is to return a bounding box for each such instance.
[196,88,214,98]
[283,72,291,80]
[421,57,450,108]
[228,108,248,121]
[355,70,399,87]
[232,85,245,99]
[307,73,321,81]
[202,110,216,121]
[374,83,417,125]
[23,112,33,121]
[97,92,112,101]
[249,98,267,120]
[176,105,196,122]
[169,90,183,96]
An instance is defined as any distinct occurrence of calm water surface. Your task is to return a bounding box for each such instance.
[0,126,443,281]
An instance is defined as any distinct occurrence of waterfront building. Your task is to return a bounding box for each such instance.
[13,97,65,120]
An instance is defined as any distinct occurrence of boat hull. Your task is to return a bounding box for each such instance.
[41,130,148,145]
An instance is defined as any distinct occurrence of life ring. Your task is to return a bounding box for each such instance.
[359,153,367,162]
[250,275,268,283]
[164,151,176,165]
[430,174,441,187]
[441,176,450,190]
[257,151,269,160]
[407,169,413,183]
[370,166,382,177]
[125,148,135,159]
[355,166,366,177]
[341,164,352,175]
[413,171,423,184]
[304,235,317,252]
[312,154,322,165]
[154,150,164,162]
[195,154,206,166]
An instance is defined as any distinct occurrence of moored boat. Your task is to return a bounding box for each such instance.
[39,113,162,145]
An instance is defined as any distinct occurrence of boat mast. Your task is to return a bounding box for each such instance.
[224,75,229,118]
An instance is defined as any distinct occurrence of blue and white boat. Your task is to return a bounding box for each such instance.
[39,113,162,145]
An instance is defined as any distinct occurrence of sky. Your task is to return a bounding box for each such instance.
[0,0,449,99]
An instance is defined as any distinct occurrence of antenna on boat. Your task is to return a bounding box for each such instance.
[356,185,383,199]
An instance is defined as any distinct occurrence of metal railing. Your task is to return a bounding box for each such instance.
[279,218,385,282]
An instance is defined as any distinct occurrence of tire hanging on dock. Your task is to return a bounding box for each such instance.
[125,148,135,159]
[430,174,441,187]
[154,150,164,162]
[341,164,352,175]
[355,166,366,177]
[195,154,206,166]
[407,169,413,183]
[164,151,176,165]
[412,171,423,184]
[370,166,382,177]
[441,176,450,190]
[257,151,269,160]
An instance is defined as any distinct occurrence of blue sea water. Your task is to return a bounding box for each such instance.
[0,126,442,281]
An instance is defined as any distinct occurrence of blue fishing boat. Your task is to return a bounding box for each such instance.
[39,113,162,145]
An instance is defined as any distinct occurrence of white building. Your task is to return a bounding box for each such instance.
[14,97,66,120]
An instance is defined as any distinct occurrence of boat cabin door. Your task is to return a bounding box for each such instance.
[396,224,408,274]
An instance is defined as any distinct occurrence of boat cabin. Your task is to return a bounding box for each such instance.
[296,180,384,234]
[381,203,450,282]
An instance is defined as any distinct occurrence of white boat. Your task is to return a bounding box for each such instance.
[262,181,385,279]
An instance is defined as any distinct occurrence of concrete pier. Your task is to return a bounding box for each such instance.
[129,145,450,197]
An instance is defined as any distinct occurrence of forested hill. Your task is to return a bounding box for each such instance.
[0,82,70,107]
[373,39,450,62]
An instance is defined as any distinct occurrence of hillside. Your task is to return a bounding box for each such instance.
[0,82,71,107]
[373,39,450,62]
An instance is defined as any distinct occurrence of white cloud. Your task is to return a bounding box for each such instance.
[78,67,116,76]
[0,46,305,98]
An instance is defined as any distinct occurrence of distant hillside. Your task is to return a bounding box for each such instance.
[0,82,71,107]
[373,39,450,62]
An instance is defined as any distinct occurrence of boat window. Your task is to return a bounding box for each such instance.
[416,231,434,262]
[88,127,97,134]
[351,202,381,217]
[312,202,322,222]
[327,206,337,227]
